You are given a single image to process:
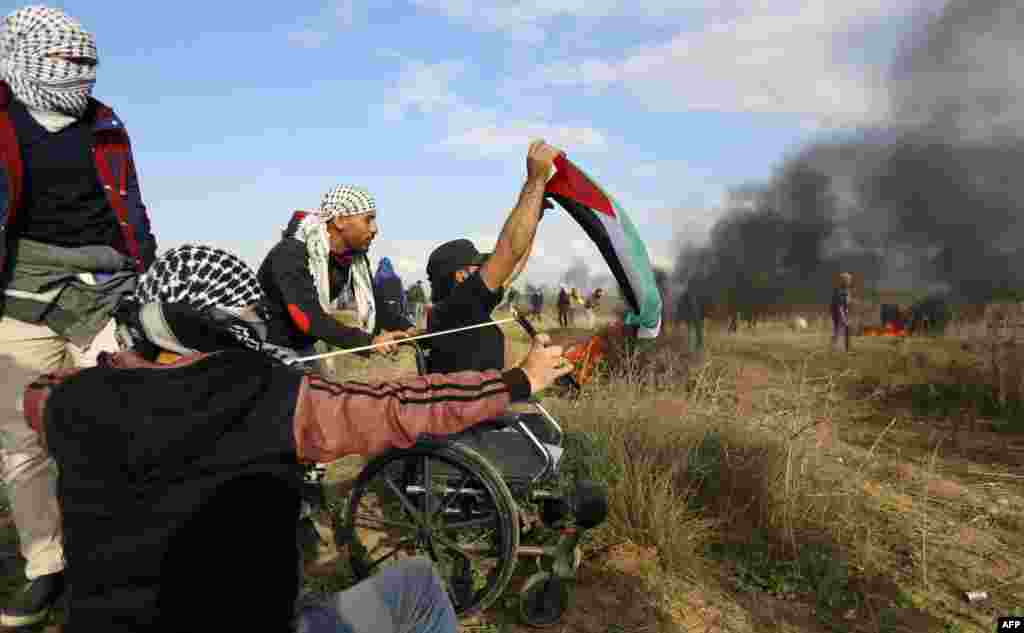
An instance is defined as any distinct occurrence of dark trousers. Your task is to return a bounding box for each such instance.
[832,318,850,351]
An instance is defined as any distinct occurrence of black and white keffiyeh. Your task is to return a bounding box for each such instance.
[135,244,263,310]
[294,185,377,334]
[122,244,296,363]
[0,6,97,118]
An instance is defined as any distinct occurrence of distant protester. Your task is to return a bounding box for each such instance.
[557,286,570,328]
[583,288,603,329]
[406,280,427,326]
[372,256,411,332]
[831,272,852,352]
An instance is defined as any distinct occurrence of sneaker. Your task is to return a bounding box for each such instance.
[0,570,65,627]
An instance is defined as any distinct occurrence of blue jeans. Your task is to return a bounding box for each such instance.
[296,558,457,633]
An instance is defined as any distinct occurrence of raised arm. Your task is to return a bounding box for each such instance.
[480,141,562,292]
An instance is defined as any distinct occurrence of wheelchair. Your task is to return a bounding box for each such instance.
[321,341,609,627]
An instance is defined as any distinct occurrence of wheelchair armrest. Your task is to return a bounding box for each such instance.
[469,414,519,433]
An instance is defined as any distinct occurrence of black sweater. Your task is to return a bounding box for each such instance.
[257,239,412,352]
[9,100,120,248]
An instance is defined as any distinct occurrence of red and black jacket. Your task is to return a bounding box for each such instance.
[0,81,156,279]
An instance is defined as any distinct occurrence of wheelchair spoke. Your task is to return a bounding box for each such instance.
[431,473,471,523]
[432,533,492,560]
[461,527,497,549]
[384,477,428,528]
[352,513,418,532]
[440,514,499,531]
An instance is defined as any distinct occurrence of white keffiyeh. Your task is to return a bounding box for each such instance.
[0,6,97,118]
[128,244,297,363]
[294,185,377,335]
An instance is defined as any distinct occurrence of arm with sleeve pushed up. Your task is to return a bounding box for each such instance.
[267,242,373,349]
[292,367,532,463]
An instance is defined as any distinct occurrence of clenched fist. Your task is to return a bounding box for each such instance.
[526,139,563,183]
[518,333,574,393]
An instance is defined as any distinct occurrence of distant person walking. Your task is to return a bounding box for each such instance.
[557,285,570,328]
[373,256,408,330]
[678,282,705,354]
[584,288,603,329]
[831,272,852,352]
[529,288,544,321]
[569,287,584,326]
[406,280,426,327]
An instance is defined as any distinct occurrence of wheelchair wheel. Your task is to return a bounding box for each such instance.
[339,439,520,617]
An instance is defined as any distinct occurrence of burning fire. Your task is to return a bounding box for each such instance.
[862,323,908,337]
[563,321,625,385]
[565,334,609,386]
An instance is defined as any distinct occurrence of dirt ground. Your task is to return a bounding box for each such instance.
[3,313,1023,633]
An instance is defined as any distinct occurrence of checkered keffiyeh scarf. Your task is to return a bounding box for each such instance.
[0,6,97,117]
[127,244,296,362]
[294,185,377,334]
[136,244,263,310]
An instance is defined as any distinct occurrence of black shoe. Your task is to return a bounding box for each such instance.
[0,571,65,628]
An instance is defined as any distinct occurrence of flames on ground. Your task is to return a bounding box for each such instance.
[862,323,908,337]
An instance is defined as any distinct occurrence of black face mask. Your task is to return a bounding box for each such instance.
[113,300,270,361]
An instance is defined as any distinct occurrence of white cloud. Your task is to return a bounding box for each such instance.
[391,60,467,115]
[435,120,608,158]
[629,159,723,183]
[503,0,932,125]
[286,0,359,48]
[413,0,708,42]
[287,29,331,49]
[379,57,611,159]
[333,0,357,27]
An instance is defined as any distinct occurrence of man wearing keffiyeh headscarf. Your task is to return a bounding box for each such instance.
[258,185,414,369]
[0,5,97,121]
[0,6,158,627]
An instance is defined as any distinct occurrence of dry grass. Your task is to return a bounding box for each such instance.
[4,307,1024,633]
[313,311,1024,632]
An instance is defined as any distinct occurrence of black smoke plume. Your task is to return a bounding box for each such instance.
[673,0,1024,315]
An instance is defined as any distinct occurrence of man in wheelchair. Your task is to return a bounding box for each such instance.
[20,287,574,631]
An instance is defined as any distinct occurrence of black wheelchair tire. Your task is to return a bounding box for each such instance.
[340,439,521,617]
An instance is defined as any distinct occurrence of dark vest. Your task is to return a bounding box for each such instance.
[7,99,119,248]
[45,351,305,632]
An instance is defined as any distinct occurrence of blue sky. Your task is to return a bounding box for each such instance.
[19,0,934,288]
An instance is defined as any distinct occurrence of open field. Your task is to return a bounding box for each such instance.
[3,308,1023,632]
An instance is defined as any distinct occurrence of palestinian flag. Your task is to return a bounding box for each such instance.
[545,155,663,338]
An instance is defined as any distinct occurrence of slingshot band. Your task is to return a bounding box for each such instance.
[285,318,519,365]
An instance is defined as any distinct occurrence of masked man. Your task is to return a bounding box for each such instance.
[424,140,560,375]
[20,259,573,632]
[0,6,157,626]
